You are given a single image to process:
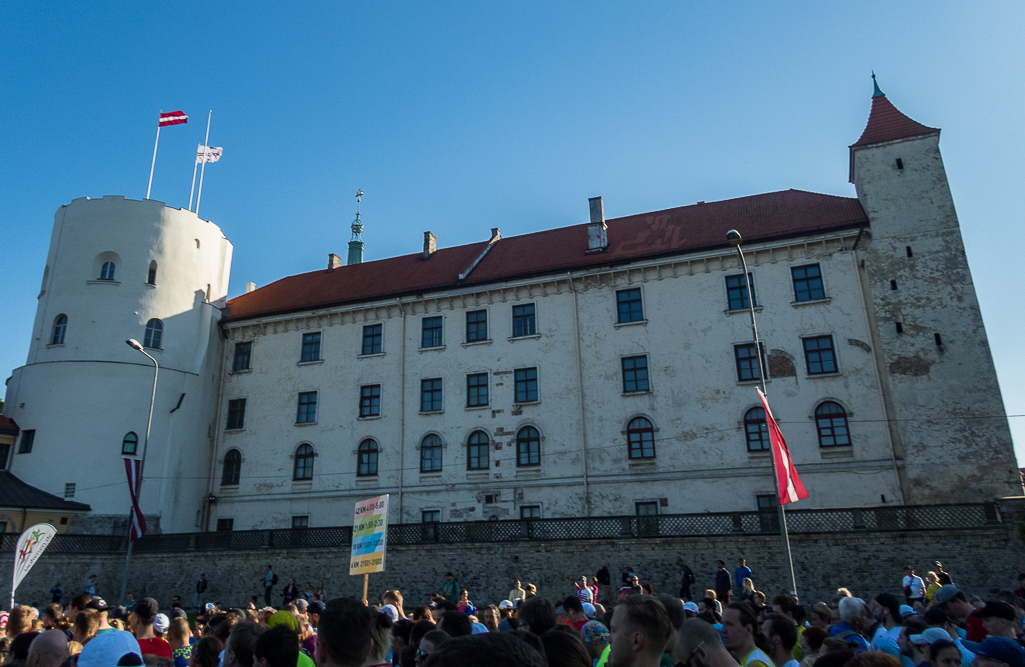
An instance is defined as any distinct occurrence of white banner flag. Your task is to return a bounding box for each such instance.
[196,145,223,164]
[11,523,57,608]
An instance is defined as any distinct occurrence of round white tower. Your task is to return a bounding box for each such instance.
[3,196,233,533]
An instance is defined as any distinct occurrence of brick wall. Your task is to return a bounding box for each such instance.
[9,498,1024,611]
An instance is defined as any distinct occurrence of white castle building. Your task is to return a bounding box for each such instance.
[2,85,1020,534]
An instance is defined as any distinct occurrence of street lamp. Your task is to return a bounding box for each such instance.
[120,338,158,603]
[726,230,798,596]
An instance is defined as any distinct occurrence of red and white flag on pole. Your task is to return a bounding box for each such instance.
[158,110,188,127]
[123,457,147,541]
[196,145,223,164]
[756,388,809,505]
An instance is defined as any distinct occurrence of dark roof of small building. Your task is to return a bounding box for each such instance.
[0,415,18,436]
[0,470,92,512]
[225,188,868,322]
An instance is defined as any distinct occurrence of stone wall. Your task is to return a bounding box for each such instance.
[9,498,1024,612]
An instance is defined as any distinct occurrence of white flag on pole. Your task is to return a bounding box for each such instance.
[196,145,223,164]
[11,523,57,607]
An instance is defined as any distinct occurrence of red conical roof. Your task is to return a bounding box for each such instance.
[851,94,938,148]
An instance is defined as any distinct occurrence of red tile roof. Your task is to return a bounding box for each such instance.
[851,95,938,149]
[225,189,867,322]
[0,415,18,435]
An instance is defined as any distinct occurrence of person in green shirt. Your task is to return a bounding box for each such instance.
[443,572,461,604]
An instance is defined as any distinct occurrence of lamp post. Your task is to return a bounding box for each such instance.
[726,230,799,596]
[120,338,158,603]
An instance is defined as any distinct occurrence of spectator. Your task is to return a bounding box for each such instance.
[416,630,450,667]
[716,561,732,604]
[934,563,953,587]
[508,580,526,602]
[902,567,925,606]
[596,563,612,602]
[25,630,68,667]
[443,574,461,604]
[722,602,772,667]
[829,598,870,653]
[608,595,672,667]
[763,613,799,667]
[736,559,753,589]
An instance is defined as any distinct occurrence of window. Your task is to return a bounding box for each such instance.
[232,342,252,371]
[616,288,643,323]
[420,378,443,412]
[466,310,488,342]
[804,336,837,375]
[300,332,321,362]
[734,343,765,382]
[635,501,659,516]
[292,515,309,529]
[516,426,541,467]
[64,483,76,499]
[99,261,116,281]
[143,319,163,349]
[51,315,67,345]
[520,505,541,519]
[216,518,234,532]
[222,449,241,485]
[514,367,538,403]
[466,373,489,407]
[296,391,318,423]
[422,316,443,348]
[122,432,139,456]
[294,444,315,480]
[627,417,655,459]
[744,408,770,452]
[358,439,379,476]
[467,430,489,470]
[19,429,35,454]
[816,402,851,447]
[420,434,443,473]
[725,273,756,310]
[422,509,441,523]
[359,385,381,418]
[512,304,536,337]
[756,494,780,531]
[792,264,825,302]
[756,494,776,512]
[226,399,247,430]
[362,324,383,355]
[147,261,157,286]
[622,356,650,393]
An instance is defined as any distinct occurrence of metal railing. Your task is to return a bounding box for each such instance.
[0,502,1001,555]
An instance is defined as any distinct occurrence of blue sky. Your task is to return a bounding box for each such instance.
[2,2,1023,462]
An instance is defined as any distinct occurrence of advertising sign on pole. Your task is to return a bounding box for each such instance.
[349,495,389,603]
[10,523,57,609]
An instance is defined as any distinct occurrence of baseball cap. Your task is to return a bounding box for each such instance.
[77,630,143,667]
[934,585,962,605]
[169,608,188,620]
[899,605,918,618]
[86,597,108,612]
[204,603,216,612]
[684,601,700,614]
[909,628,952,646]
[133,598,159,621]
[582,620,610,645]
[153,613,169,633]
[963,637,1025,667]
[977,601,1016,621]
[380,604,399,621]
[498,600,514,610]
[308,601,325,615]
[582,602,596,618]
[471,622,489,634]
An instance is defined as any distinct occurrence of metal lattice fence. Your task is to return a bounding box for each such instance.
[0,503,1001,555]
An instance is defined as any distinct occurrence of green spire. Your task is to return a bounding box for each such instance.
[872,71,884,98]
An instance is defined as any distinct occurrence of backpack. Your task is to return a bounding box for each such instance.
[834,630,863,651]
[272,573,279,585]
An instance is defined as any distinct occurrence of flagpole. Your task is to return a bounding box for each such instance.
[188,150,200,212]
[120,339,158,603]
[146,111,162,200]
[195,110,212,218]
[727,230,799,597]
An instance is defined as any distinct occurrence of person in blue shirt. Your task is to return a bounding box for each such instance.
[735,559,753,589]
[829,597,871,653]
[50,583,62,604]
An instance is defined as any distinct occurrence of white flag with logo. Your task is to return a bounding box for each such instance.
[11,523,57,606]
[196,145,223,164]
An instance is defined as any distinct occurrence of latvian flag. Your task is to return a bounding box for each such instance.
[158,110,188,127]
[124,457,147,541]
[756,388,809,505]
[196,145,223,164]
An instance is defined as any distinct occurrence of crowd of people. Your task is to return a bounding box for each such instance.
[2,557,1024,667]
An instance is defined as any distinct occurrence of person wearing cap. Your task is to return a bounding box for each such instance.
[130,598,172,660]
[76,630,143,667]
[87,598,114,635]
[963,637,1025,667]
[581,619,610,664]
[936,585,987,643]
[683,602,700,619]
[903,566,926,606]
[497,601,519,633]
[976,602,1021,642]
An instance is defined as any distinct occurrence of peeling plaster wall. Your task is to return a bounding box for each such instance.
[853,134,1021,503]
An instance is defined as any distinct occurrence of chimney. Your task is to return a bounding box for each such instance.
[490,227,501,243]
[328,253,342,270]
[423,231,437,259]
[587,196,607,253]
[245,282,256,294]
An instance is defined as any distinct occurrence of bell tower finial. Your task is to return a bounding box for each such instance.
[871,71,885,98]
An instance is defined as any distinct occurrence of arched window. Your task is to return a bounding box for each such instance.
[222,449,241,485]
[816,402,851,447]
[516,426,541,467]
[467,430,489,470]
[744,408,770,451]
[358,439,379,476]
[51,314,67,345]
[100,261,116,281]
[627,417,655,459]
[294,444,314,480]
[147,261,158,285]
[143,319,163,349]
[420,434,442,473]
[122,432,138,455]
